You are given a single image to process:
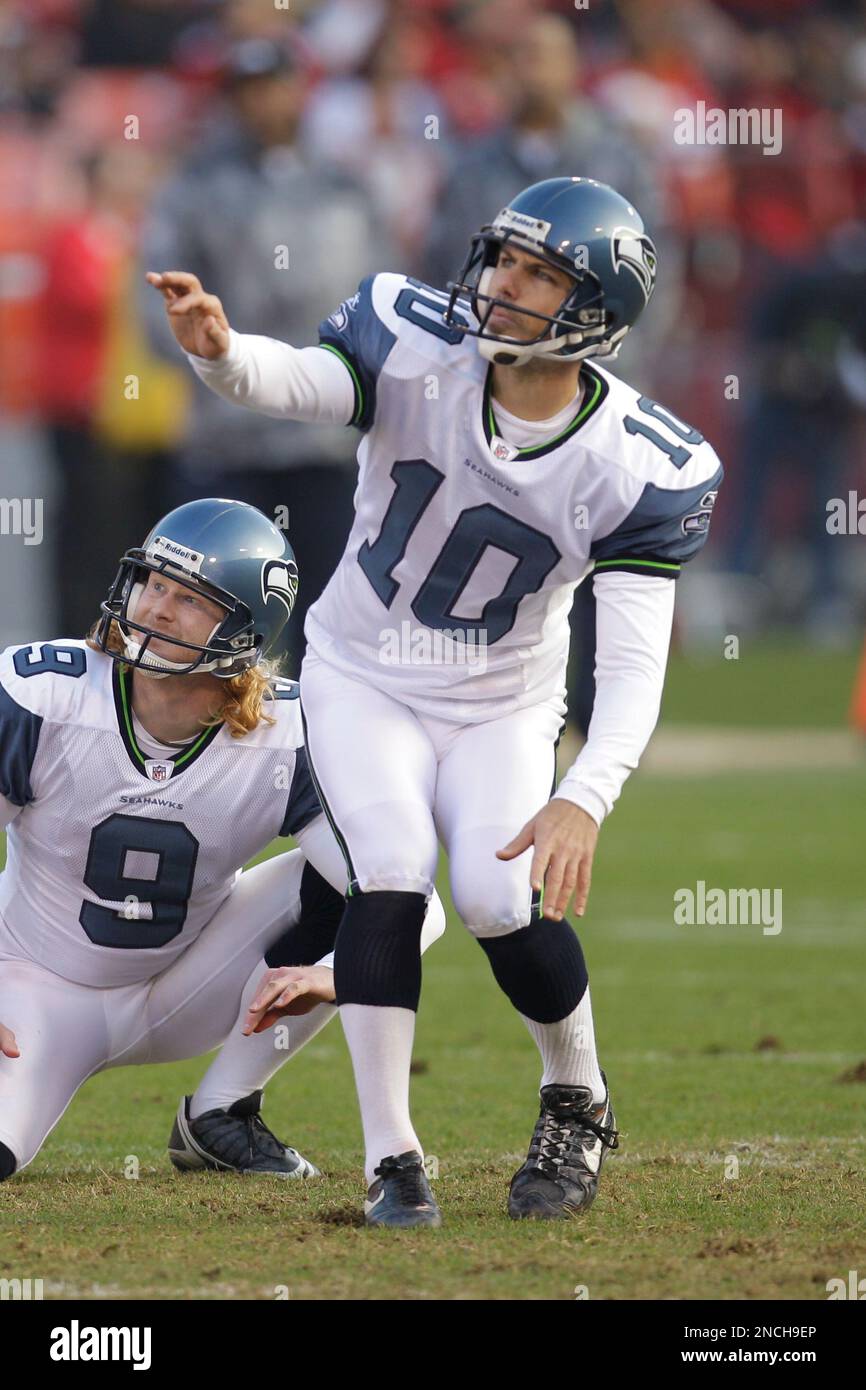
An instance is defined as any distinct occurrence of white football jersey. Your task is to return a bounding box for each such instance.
[306,272,724,722]
[0,641,321,986]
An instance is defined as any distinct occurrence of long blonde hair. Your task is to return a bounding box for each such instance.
[87,620,282,738]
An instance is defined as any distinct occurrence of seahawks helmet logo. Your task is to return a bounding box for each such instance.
[611,228,657,304]
[261,558,299,619]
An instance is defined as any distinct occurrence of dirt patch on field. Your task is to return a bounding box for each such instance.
[557,726,862,777]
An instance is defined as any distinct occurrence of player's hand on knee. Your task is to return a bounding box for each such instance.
[145,270,230,359]
[0,1023,20,1059]
[241,965,336,1035]
[497,800,599,921]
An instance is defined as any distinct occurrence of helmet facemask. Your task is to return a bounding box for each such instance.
[446,227,630,367]
[94,552,262,679]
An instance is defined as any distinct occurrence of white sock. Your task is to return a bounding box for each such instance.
[340,1002,422,1184]
[189,959,337,1119]
[521,985,606,1101]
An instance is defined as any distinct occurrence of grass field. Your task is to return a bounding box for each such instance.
[1,754,864,1300]
[660,639,862,728]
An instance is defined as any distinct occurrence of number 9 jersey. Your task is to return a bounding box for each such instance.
[306,272,724,724]
[0,641,321,986]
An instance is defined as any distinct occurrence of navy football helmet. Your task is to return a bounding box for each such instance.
[445,177,657,367]
[95,498,298,678]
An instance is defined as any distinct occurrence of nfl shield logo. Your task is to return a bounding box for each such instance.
[490,435,518,462]
[145,760,172,782]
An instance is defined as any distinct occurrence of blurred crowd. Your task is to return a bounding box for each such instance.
[1,0,866,671]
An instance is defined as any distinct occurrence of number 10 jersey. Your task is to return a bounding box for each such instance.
[306,272,724,723]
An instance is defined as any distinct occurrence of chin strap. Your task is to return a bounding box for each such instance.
[121,580,242,678]
[476,328,628,368]
[120,633,250,679]
[474,267,627,367]
[121,638,188,678]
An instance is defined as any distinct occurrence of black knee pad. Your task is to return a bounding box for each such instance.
[478,918,588,1023]
[334,891,427,1010]
[0,1141,17,1182]
[265,862,346,968]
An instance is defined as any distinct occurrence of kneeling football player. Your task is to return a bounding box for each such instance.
[0,498,444,1182]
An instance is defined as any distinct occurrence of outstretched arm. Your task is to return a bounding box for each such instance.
[146,270,356,424]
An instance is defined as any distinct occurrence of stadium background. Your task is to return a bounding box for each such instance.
[0,0,864,1301]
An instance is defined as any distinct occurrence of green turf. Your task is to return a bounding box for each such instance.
[660,639,862,728]
[1,767,863,1300]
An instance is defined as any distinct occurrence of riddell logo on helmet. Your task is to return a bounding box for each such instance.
[148,536,205,573]
[494,208,552,243]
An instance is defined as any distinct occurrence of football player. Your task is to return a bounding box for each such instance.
[150,177,724,1227]
[0,497,444,1183]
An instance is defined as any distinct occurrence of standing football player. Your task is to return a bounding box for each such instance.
[150,177,724,1227]
[0,498,444,1182]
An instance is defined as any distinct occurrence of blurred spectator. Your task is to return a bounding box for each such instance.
[139,36,394,669]
[30,144,180,636]
[80,0,216,69]
[0,11,79,120]
[302,9,447,269]
[422,12,667,298]
[727,232,866,637]
[31,150,133,634]
[302,0,390,73]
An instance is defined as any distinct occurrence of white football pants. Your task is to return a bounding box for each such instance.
[0,844,445,1173]
[300,649,563,935]
[0,851,313,1171]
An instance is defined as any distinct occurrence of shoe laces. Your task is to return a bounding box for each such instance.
[242,1110,286,1162]
[373,1154,429,1203]
[531,1102,619,1177]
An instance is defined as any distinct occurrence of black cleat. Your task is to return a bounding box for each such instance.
[364,1150,442,1228]
[168,1090,320,1178]
[508,1075,619,1220]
